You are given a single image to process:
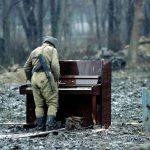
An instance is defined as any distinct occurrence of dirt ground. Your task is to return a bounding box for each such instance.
[0,65,150,150]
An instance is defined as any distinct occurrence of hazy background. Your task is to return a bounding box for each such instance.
[0,0,149,67]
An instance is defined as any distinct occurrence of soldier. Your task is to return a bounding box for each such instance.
[24,36,60,131]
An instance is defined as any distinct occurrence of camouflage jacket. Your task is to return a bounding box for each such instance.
[24,43,60,81]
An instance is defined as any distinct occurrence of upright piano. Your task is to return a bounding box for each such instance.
[20,60,111,128]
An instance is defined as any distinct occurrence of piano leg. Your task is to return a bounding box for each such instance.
[92,95,96,125]
[26,94,36,124]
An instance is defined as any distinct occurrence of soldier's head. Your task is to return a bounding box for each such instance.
[43,36,58,49]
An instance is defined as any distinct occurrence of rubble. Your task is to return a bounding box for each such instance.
[0,67,150,149]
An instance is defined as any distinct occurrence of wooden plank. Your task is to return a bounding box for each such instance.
[0,128,65,139]
[0,123,26,125]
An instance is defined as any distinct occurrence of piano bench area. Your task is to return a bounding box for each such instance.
[19,59,111,129]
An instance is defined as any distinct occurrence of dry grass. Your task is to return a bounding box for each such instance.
[0,69,26,84]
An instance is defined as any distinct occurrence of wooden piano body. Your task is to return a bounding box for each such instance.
[19,60,111,128]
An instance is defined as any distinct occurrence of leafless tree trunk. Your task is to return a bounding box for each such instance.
[17,0,38,50]
[126,0,134,44]
[50,0,62,38]
[58,0,72,54]
[108,0,114,51]
[2,0,11,65]
[128,0,145,67]
[37,0,43,44]
[143,0,150,37]
[92,0,101,49]
[63,0,71,40]
[108,0,123,52]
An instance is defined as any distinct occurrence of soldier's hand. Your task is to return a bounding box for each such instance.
[25,80,31,87]
[26,80,31,84]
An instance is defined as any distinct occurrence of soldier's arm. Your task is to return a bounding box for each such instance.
[51,48,60,82]
[24,55,33,81]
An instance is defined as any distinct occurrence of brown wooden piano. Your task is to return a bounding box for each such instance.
[19,59,111,128]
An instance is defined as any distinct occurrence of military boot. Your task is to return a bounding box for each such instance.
[46,115,57,130]
[34,117,46,131]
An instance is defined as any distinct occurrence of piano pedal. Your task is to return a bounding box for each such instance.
[93,119,96,125]
[92,114,96,125]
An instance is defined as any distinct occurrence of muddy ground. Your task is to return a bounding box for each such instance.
[0,66,150,150]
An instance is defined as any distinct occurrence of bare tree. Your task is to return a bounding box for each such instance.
[107,0,123,51]
[143,0,150,37]
[63,0,72,41]
[17,0,44,50]
[128,0,145,67]
[2,0,11,65]
[107,0,114,51]
[37,0,43,44]
[92,0,101,49]
[50,0,62,38]
[126,0,135,44]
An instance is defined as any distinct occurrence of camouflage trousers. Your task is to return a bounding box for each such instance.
[31,72,58,118]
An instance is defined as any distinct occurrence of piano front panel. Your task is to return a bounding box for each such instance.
[57,94,93,127]
[60,60,102,76]
[59,77,99,87]
[20,85,101,126]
